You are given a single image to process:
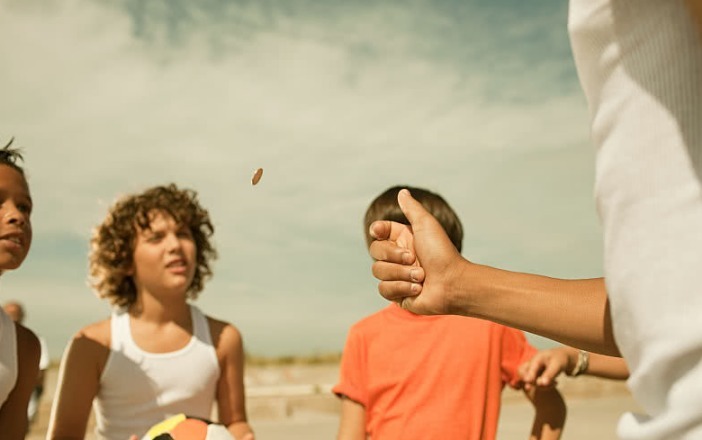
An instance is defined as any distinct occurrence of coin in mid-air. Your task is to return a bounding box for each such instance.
[252,168,263,185]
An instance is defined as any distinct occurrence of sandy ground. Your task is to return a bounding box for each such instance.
[29,364,641,439]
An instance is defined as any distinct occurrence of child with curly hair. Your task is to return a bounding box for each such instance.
[0,138,41,439]
[47,184,254,440]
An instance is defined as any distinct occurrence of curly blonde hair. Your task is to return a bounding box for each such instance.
[89,184,217,308]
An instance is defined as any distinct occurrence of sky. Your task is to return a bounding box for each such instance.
[0,0,604,360]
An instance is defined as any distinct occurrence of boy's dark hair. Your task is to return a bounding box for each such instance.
[364,185,463,252]
[0,137,26,175]
[89,184,217,308]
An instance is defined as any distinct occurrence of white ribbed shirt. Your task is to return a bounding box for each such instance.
[93,305,220,440]
[569,1,702,438]
[0,308,17,405]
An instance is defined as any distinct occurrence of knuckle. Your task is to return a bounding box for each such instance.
[398,266,411,282]
[368,242,384,261]
[371,262,382,278]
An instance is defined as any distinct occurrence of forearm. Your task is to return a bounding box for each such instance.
[454,263,619,356]
[561,347,629,380]
[337,424,367,440]
[526,387,566,440]
[586,353,629,380]
[337,398,366,440]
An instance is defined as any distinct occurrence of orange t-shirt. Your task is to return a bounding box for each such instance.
[333,304,536,440]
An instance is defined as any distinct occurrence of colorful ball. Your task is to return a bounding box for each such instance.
[142,414,234,440]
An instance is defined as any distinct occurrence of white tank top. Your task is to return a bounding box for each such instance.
[0,308,17,405]
[569,1,702,438]
[93,305,220,440]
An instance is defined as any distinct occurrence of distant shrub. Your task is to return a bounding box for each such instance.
[245,352,342,366]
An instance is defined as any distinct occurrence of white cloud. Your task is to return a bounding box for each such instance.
[0,0,599,358]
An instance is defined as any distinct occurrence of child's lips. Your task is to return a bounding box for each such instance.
[165,259,188,273]
[0,232,26,251]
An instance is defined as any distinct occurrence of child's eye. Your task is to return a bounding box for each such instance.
[18,203,32,215]
[177,229,193,238]
[146,233,163,243]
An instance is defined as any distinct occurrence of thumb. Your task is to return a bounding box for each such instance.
[397,188,430,226]
[397,189,448,241]
[397,189,462,268]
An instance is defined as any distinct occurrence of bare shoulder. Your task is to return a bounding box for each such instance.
[14,323,40,366]
[205,316,243,355]
[65,318,112,371]
[75,317,111,346]
[14,323,39,351]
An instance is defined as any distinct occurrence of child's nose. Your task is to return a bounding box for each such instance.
[3,204,27,226]
[165,233,182,250]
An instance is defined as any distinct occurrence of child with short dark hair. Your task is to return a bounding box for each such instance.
[48,184,254,440]
[0,138,41,439]
[333,185,566,440]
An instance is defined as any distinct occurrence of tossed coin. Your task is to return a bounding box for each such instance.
[252,167,263,185]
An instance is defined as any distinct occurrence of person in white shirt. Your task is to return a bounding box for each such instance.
[0,139,40,440]
[367,1,702,438]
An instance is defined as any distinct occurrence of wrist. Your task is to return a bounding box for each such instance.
[446,258,480,315]
[567,350,590,377]
[455,262,521,319]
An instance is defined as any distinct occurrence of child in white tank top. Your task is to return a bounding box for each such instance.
[47,184,254,440]
[0,139,41,440]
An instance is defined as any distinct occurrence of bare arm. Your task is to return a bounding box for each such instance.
[211,319,254,440]
[0,324,40,440]
[47,323,109,440]
[369,189,619,356]
[520,346,629,389]
[337,397,366,440]
[686,0,702,37]
[583,351,629,380]
[452,265,617,356]
[524,386,566,440]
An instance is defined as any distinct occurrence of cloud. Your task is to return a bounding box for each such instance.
[1,0,597,357]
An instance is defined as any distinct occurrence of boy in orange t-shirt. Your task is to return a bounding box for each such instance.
[333,186,566,440]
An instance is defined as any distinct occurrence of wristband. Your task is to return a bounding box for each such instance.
[569,350,590,377]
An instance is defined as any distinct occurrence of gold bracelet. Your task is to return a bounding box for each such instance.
[569,350,590,377]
